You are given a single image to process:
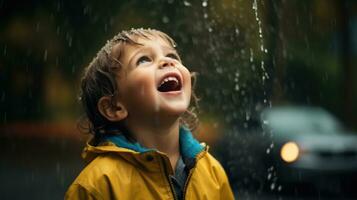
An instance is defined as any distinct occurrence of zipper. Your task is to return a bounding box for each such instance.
[182,150,207,200]
[160,155,178,200]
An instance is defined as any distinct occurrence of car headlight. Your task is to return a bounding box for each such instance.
[280,142,300,163]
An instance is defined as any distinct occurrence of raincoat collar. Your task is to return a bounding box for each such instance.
[102,126,205,160]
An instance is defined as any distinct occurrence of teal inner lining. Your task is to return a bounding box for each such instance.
[103,126,204,159]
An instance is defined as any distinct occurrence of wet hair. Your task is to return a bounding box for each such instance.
[78,28,199,139]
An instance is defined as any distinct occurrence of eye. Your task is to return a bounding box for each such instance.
[166,53,180,61]
[136,56,151,65]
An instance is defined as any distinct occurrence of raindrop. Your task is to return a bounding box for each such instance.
[3,112,7,123]
[266,148,270,154]
[235,28,239,35]
[240,90,245,96]
[1,92,5,102]
[245,113,250,121]
[43,49,48,61]
[83,5,90,15]
[249,48,254,62]
[261,61,265,70]
[267,173,272,180]
[167,0,174,4]
[68,36,72,47]
[235,84,240,91]
[183,1,191,6]
[56,57,59,66]
[268,166,274,172]
[202,1,208,7]
[252,0,257,10]
[263,120,269,125]
[57,2,61,12]
[56,162,61,174]
[215,67,222,73]
[278,185,282,191]
[270,182,276,190]
[36,22,40,32]
[56,26,60,35]
[208,27,213,32]
[162,16,170,23]
[203,13,208,19]
[3,44,6,56]
[28,90,32,99]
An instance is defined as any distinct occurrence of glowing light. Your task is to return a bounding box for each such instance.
[280,142,299,163]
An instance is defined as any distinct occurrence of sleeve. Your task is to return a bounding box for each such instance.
[65,183,102,200]
[219,171,235,200]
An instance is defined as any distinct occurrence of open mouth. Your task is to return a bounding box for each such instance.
[157,74,182,92]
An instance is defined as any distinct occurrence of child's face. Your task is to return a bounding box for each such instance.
[112,35,192,123]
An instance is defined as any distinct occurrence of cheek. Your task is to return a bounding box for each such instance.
[182,69,192,93]
[123,72,156,102]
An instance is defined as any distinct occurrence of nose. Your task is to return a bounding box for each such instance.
[159,58,175,68]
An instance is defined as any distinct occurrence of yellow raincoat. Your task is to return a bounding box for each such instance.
[65,127,234,200]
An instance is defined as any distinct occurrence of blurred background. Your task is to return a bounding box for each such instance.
[0,0,356,199]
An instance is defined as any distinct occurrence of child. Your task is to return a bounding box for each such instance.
[65,28,234,200]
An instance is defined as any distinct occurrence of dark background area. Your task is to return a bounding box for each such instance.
[0,0,356,199]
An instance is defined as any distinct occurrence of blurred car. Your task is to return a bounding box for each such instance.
[217,106,357,197]
[262,106,357,194]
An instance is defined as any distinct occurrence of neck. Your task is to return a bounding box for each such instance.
[126,117,181,170]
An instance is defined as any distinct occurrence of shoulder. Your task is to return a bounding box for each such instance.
[196,152,229,183]
[66,154,134,197]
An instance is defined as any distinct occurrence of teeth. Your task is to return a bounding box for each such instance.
[159,76,179,87]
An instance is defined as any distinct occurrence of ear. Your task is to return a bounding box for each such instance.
[97,96,128,121]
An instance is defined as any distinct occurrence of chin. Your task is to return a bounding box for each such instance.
[158,101,190,116]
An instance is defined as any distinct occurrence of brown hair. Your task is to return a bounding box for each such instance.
[79,28,199,139]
